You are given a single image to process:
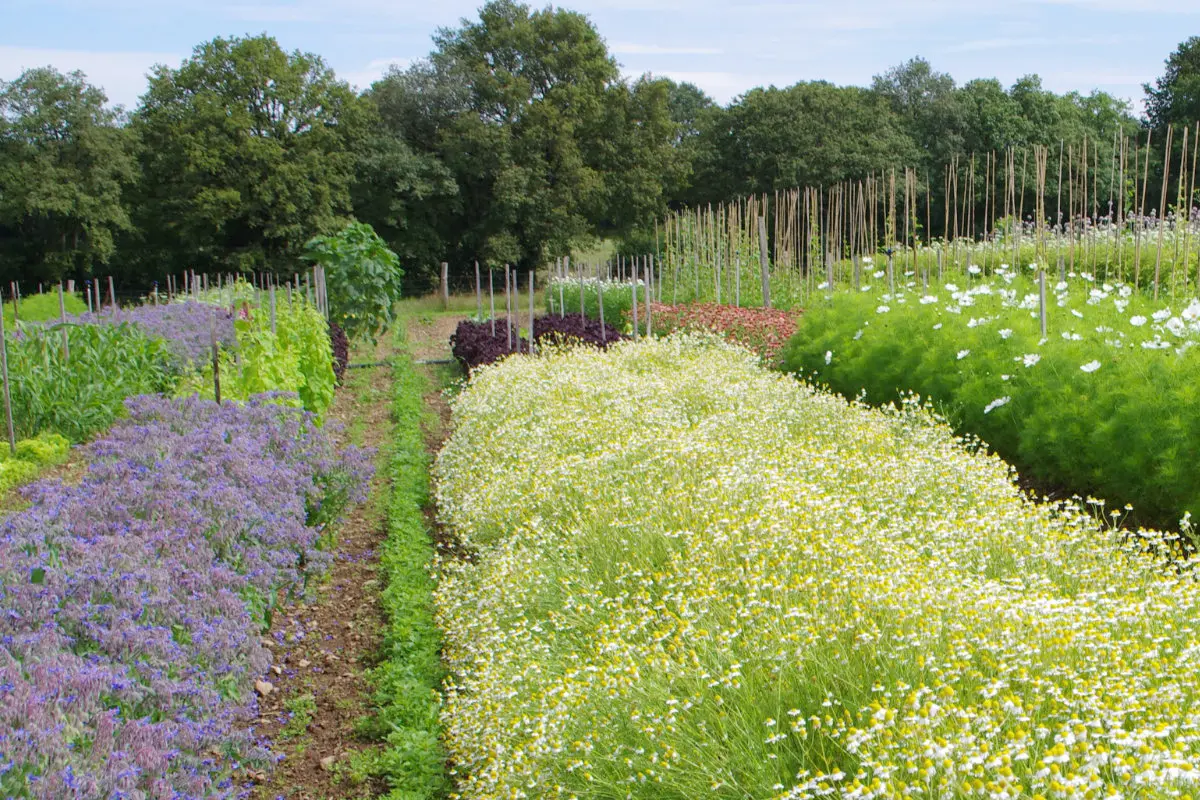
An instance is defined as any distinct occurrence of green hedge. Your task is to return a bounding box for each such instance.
[780,274,1200,528]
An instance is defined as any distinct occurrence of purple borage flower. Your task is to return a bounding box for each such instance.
[0,394,371,799]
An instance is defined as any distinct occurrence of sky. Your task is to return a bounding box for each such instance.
[0,0,1195,113]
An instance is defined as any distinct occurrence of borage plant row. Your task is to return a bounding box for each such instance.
[0,394,371,799]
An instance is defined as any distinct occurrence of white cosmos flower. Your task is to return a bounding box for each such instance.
[999,329,1013,339]
[853,329,863,340]
[1001,374,1011,381]
[876,305,890,314]
[1020,353,1041,367]
[1071,309,1084,318]
[824,350,833,365]
[862,256,873,265]
[873,270,886,279]
[919,295,938,305]
[1166,317,1186,337]
[1130,315,1147,327]
[984,396,1011,414]
[957,349,970,360]
[1080,360,1101,373]
[968,265,981,275]
[1153,308,1172,322]
[933,323,943,330]
[945,283,960,293]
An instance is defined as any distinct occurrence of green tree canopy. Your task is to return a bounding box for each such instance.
[132,34,369,277]
[1146,36,1200,131]
[0,67,134,284]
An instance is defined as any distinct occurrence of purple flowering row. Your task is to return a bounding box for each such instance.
[0,394,371,799]
[66,303,239,365]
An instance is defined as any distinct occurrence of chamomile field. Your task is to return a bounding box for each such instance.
[433,336,1200,800]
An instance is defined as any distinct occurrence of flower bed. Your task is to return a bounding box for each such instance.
[0,394,370,798]
[434,336,1200,799]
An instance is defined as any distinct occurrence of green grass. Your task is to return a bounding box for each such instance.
[396,290,548,320]
[350,320,448,799]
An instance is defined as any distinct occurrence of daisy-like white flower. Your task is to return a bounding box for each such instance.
[984,396,1011,414]
[1130,315,1147,327]
[824,351,833,365]
[957,349,970,360]
[1080,360,1101,373]
[967,265,981,275]
[876,305,890,314]
[999,329,1013,339]
[1153,308,1172,322]
[1020,353,1041,367]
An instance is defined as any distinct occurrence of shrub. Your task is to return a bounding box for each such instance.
[304,222,404,343]
[5,290,87,326]
[450,319,526,372]
[532,313,625,349]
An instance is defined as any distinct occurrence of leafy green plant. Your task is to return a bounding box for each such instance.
[352,335,447,799]
[6,291,87,327]
[304,222,403,344]
[8,323,173,442]
[0,432,70,492]
[186,297,336,417]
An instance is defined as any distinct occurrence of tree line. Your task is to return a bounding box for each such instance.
[3,0,1199,291]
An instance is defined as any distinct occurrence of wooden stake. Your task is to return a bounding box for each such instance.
[758,215,771,308]
[440,261,450,311]
[1039,269,1048,339]
[0,295,14,454]
[528,271,535,355]
[475,260,482,320]
[57,283,69,362]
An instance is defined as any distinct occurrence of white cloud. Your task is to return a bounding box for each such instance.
[610,43,723,56]
[0,46,181,110]
[340,57,411,91]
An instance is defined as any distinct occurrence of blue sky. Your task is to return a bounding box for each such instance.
[1,0,1195,113]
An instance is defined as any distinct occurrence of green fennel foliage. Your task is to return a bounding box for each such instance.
[780,273,1200,528]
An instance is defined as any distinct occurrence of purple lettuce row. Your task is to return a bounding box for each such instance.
[532,314,625,350]
[450,319,527,372]
[451,317,626,372]
[0,394,372,799]
[65,303,239,365]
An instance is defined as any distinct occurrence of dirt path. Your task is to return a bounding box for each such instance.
[246,315,465,800]
[248,336,396,800]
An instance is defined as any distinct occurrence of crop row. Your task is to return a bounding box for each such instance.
[0,394,370,798]
[6,286,334,449]
[782,265,1200,528]
[434,336,1198,799]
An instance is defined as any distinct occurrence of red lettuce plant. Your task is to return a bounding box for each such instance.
[648,303,801,360]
